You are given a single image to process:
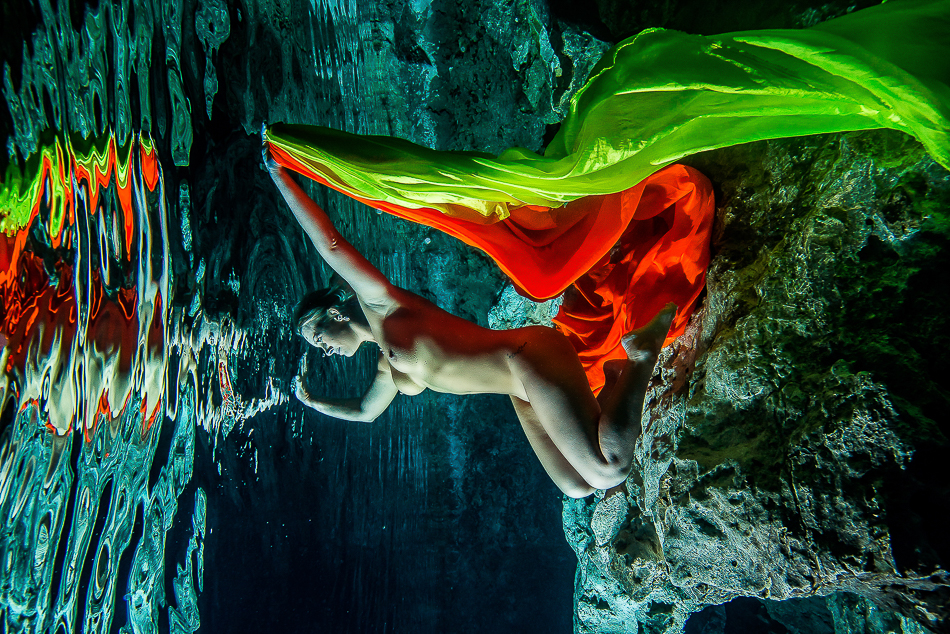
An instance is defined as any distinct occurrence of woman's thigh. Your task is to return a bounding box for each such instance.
[509,329,610,479]
[509,395,594,498]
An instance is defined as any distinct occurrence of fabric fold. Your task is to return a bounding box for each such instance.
[267,0,949,218]
[265,0,949,392]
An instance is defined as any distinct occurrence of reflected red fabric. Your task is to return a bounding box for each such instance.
[271,145,715,395]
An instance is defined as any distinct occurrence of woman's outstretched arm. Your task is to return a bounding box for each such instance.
[296,353,399,422]
[263,134,392,303]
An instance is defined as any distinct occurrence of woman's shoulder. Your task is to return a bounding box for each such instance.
[359,286,427,342]
[372,286,438,316]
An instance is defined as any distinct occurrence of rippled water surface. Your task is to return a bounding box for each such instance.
[1,0,577,632]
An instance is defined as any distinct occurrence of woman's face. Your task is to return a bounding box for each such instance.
[301,308,360,357]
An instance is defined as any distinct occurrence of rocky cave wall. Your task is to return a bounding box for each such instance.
[563,131,950,633]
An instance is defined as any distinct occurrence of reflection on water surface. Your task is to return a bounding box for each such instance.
[0,132,211,632]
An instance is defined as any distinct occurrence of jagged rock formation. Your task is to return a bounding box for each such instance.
[562,130,950,633]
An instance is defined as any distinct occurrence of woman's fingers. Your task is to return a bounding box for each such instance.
[261,141,273,167]
[261,124,281,173]
[293,374,311,402]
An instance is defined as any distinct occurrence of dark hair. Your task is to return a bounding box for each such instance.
[293,284,355,335]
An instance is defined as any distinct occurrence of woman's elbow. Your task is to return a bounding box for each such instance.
[357,409,383,423]
[561,482,596,499]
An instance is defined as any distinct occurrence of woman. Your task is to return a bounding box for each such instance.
[265,0,950,496]
[262,0,950,395]
[265,142,673,499]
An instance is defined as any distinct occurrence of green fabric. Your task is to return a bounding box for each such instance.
[266,0,950,221]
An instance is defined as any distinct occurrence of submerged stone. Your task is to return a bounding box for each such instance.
[563,129,950,633]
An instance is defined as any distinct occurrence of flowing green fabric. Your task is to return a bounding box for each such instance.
[266,0,950,221]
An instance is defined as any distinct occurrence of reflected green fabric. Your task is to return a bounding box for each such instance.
[267,0,950,221]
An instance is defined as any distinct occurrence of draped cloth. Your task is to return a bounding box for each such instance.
[265,0,950,394]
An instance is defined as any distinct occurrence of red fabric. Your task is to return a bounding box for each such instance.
[271,145,715,395]
[554,167,715,394]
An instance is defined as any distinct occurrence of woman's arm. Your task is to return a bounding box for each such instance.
[263,135,392,303]
[295,353,399,422]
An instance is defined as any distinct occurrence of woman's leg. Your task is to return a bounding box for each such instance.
[596,306,675,467]
[509,304,675,492]
[509,395,595,498]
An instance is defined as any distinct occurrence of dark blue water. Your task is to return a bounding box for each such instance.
[0,1,578,632]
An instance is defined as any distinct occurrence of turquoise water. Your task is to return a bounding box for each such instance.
[0,1,575,631]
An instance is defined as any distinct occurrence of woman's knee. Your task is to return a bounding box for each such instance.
[561,481,596,498]
[583,461,631,491]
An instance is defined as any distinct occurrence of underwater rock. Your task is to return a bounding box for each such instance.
[586,0,882,41]
[488,284,563,330]
[562,130,950,633]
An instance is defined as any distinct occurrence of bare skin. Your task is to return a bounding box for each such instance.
[264,133,674,498]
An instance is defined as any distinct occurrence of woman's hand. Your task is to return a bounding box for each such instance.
[293,374,313,406]
[261,124,282,176]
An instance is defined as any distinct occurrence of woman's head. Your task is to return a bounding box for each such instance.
[294,282,366,357]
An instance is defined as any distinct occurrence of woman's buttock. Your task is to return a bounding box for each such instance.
[506,326,589,397]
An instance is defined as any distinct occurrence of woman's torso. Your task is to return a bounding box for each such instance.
[361,289,539,399]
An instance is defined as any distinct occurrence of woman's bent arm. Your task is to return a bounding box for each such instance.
[296,353,399,422]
